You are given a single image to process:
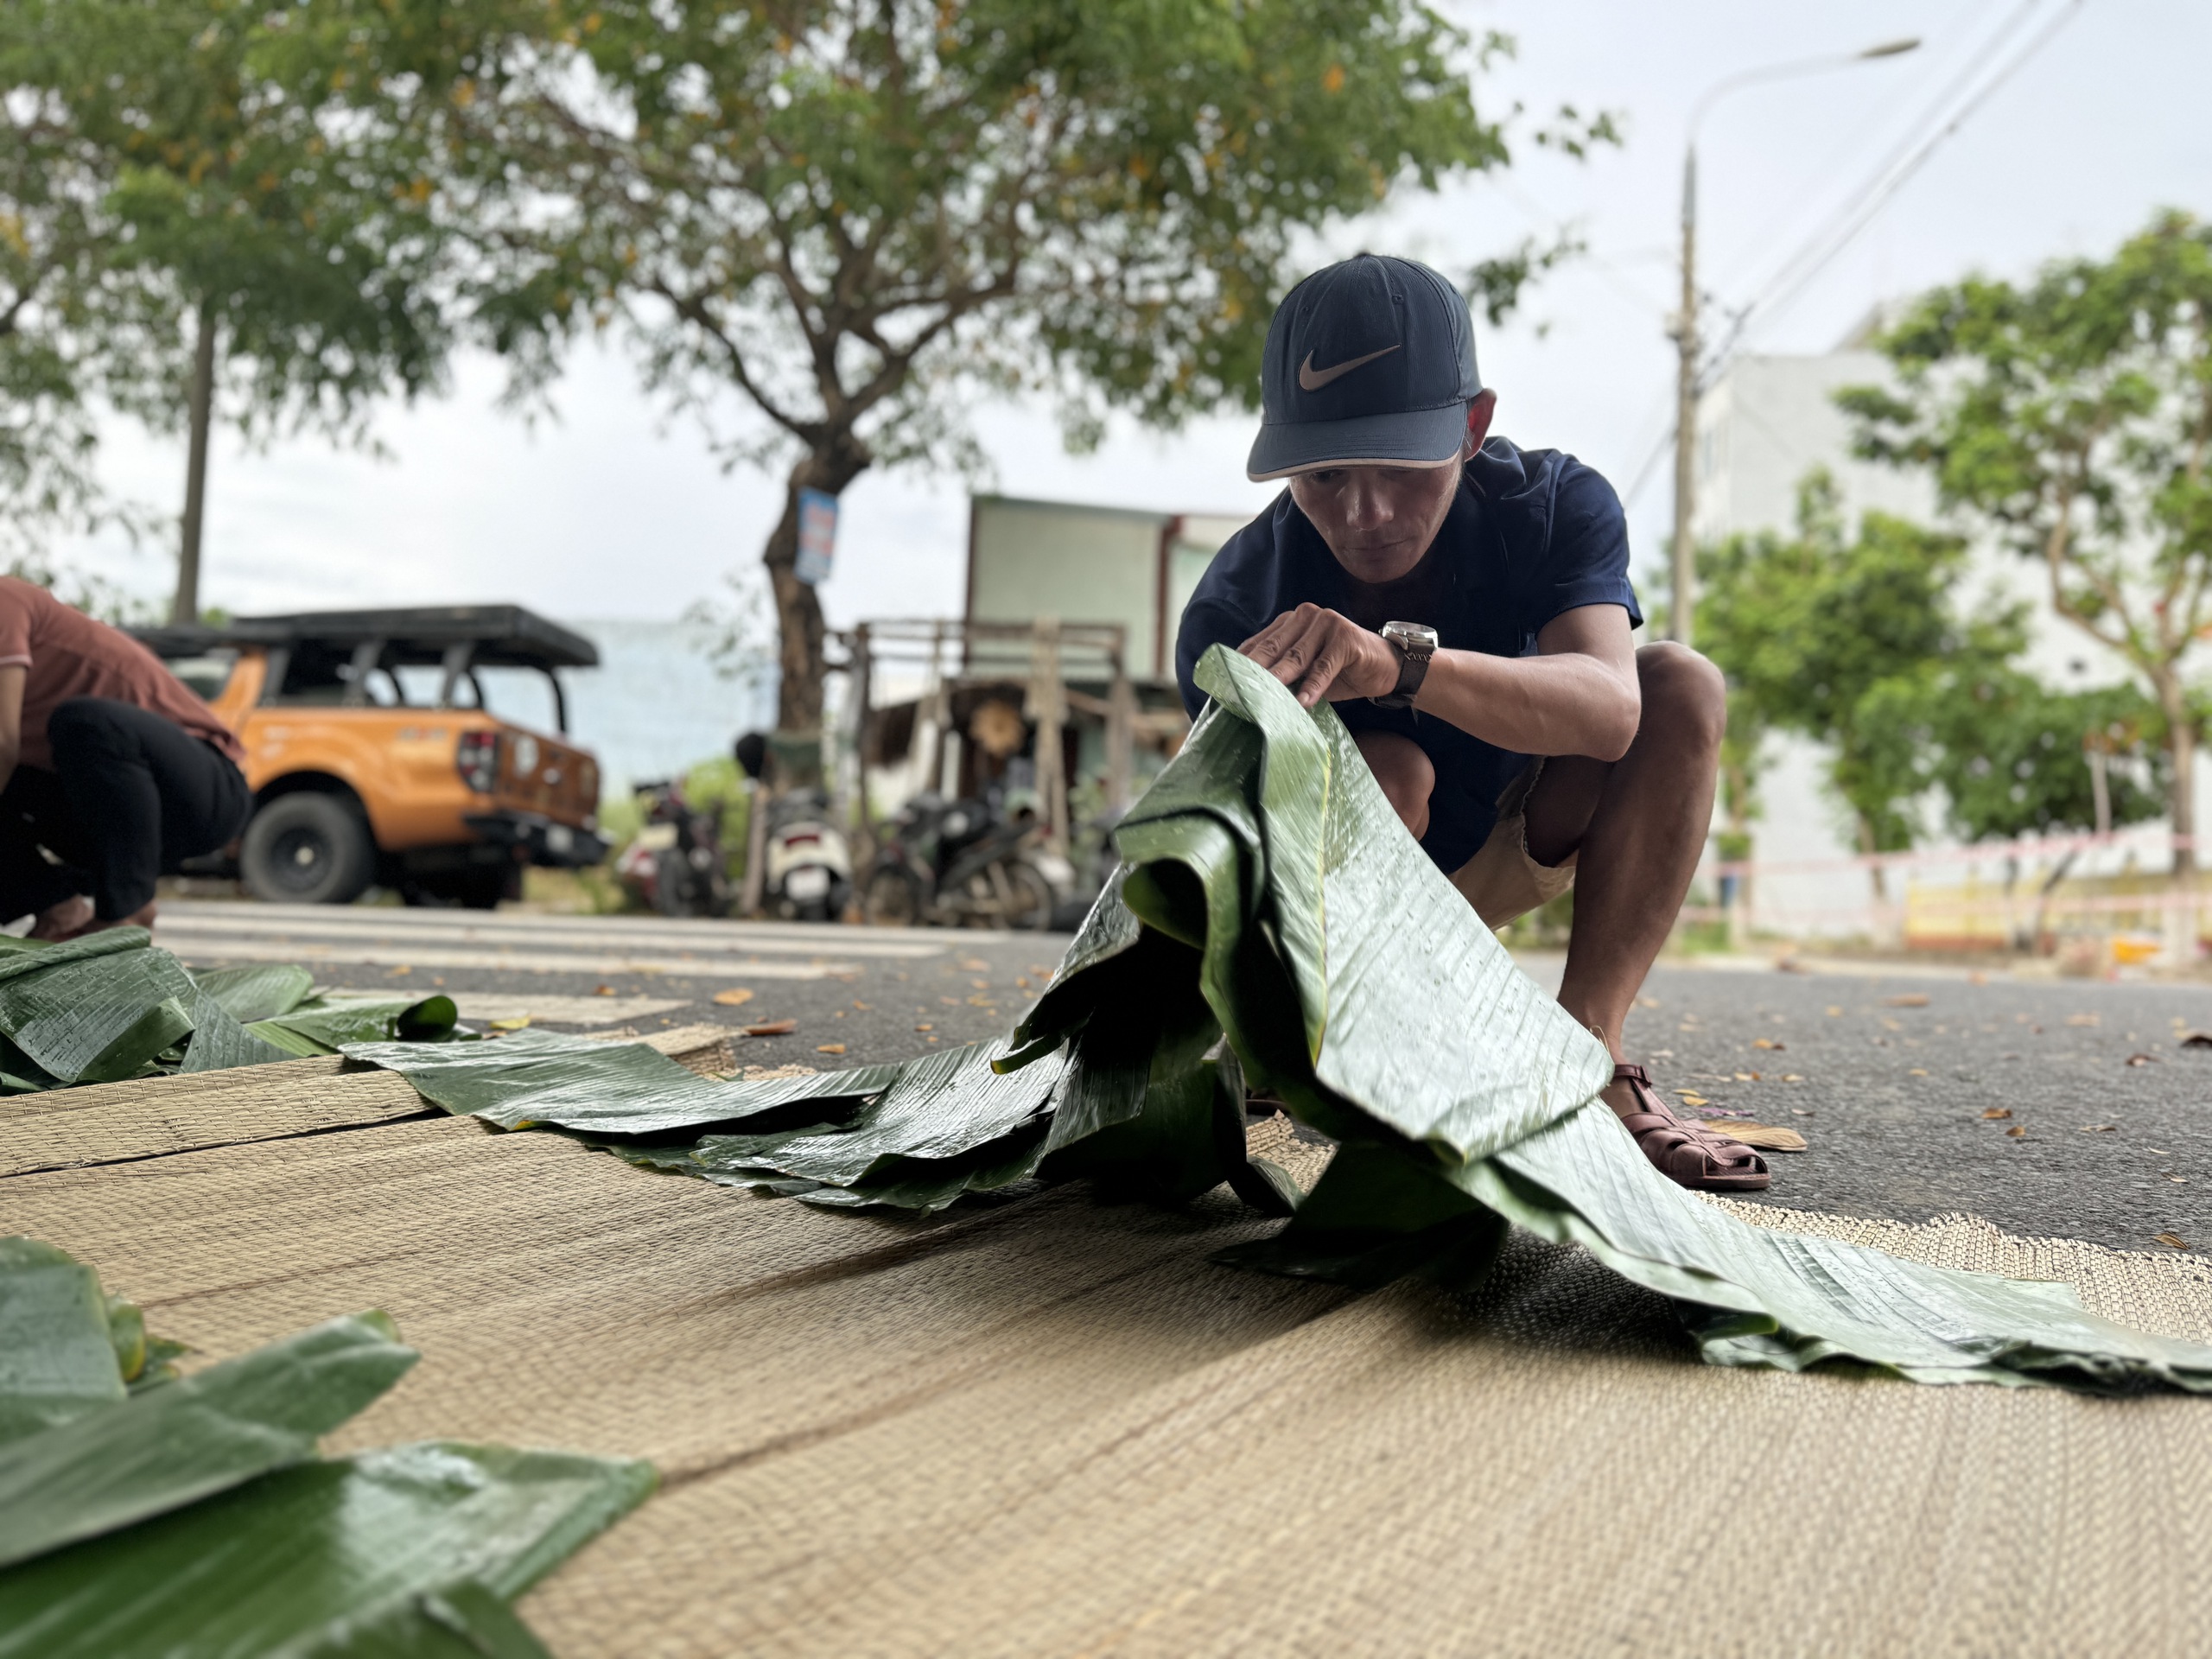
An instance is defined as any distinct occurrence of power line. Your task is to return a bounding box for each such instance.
[1703,0,2088,377]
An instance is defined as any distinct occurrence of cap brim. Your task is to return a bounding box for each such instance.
[1245,403,1468,482]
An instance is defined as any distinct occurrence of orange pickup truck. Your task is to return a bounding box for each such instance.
[134,606,607,908]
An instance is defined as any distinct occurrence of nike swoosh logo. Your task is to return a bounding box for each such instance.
[1298,343,1400,391]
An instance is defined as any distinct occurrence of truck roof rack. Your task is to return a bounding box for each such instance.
[132,606,600,671]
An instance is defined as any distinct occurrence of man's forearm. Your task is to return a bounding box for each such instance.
[1409,647,1640,760]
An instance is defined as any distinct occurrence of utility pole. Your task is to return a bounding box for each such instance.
[1669,36,1920,647]
[1669,146,1699,645]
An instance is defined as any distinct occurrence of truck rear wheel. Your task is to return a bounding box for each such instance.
[240,793,375,906]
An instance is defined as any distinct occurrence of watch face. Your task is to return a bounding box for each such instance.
[1382,621,1438,652]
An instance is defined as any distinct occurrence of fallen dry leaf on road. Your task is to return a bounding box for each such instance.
[2179,1031,2212,1048]
[386,964,412,977]
[1733,1071,1759,1082]
[1714,1122,1808,1152]
[2156,1232,2191,1250]
[2066,1014,2101,1027]
[852,1001,871,1010]
[1782,1072,1805,1082]
[1675,1091,1710,1107]
[913,1023,932,1032]
[1752,1037,1784,1050]
[1825,1006,1843,1017]
[488,1016,531,1032]
[1636,995,1662,1008]
[958,958,989,972]
[742,1020,798,1037]
[816,1044,847,1056]
[2126,1052,2158,1066]
[1775,957,1808,975]
[2006,1126,2027,1138]
[1909,1068,1929,1077]
[593,984,615,996]
[712,988,755,1008]
[1790,1108,1815,1116]
[1983,1108,2013,1120]
[1883,993,1930,1007]
[2079,1123,2118,1133]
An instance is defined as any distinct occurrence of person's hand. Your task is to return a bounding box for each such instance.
[1238,604,1404,709]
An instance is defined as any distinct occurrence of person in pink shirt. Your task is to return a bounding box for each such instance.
[0,579,250,938]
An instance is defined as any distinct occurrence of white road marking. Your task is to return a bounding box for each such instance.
[156,902,948,960]
[166,937,864,979]
[440,994,691,1026]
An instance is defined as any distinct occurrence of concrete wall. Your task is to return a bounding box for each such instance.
[965,497,1256,681]
[1690,353,1933,544]
[966,495,1169,677]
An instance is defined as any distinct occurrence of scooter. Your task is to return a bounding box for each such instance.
[861,792,1075,929]
[614,779,728,918]
[759,788,854,921]
[734,733,853,922]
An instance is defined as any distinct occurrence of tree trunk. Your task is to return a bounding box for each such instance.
[2158,674,2198,961]
[764,442,868,734]
[172,298,217,626]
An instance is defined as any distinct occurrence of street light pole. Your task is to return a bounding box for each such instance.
[1668,37,1920,646]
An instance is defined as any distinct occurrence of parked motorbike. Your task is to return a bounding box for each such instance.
[733,733,853,922]
[759,788,854,921]
[614,778,728,918]
[861,792,1077,929]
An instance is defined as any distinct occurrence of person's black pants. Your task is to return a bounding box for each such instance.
[0,697,251,923]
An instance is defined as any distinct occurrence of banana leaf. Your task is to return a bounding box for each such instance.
[342,1027,900,1136]
[337,644,2212,1391]
[0,1313,418,1568]
[190,963,317,1024]
[0,1240,126,1445]
[0,931,198,1084]
[300,1579,553,1658]
[0,1441,655,1658]
[250,994,461,1057]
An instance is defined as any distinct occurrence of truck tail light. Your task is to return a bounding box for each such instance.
[456,730,500,794]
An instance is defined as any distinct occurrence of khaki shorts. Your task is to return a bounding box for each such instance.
[1446,760,1576,929]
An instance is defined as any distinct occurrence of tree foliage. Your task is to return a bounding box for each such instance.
[332,0,1573,728]
[3,0,459,618]
[1840,210,2212,870]
[1696,473,2024,857]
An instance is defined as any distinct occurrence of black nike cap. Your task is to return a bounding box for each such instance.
[1245,252,1482,482]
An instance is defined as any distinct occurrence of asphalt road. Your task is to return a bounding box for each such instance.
[155,901,2212,1254]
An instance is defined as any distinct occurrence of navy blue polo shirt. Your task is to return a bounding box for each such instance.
[1175,437,1641,874]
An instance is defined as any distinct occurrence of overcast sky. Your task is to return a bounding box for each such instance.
[53,0,2212,632]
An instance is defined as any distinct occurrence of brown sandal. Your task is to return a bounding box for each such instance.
[1606,1064,1770,1192]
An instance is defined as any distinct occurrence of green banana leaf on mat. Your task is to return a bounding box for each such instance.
[347,645,2212,1392]
[0,1238,653,1654]
[0,937,461,1089]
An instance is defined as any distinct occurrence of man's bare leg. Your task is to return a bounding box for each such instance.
[1521,643,1725,1114]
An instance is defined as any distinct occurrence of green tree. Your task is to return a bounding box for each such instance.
[1694,472,2024,882]
[356,0,1592,732]
[5,0,457,622]
[0,67,143,567]
[1840,210,2212,874]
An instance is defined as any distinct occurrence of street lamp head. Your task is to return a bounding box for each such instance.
[1858,38,1922,59]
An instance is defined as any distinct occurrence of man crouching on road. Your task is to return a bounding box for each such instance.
[1176,252,1766,1193]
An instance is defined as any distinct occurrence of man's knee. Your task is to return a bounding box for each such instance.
[1353,730,1434,838]
[1633,642,1726,752]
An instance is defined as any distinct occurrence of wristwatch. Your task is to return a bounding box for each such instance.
[1371,620,1439,709]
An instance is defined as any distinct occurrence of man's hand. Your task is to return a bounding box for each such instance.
[1238,604,1402,709]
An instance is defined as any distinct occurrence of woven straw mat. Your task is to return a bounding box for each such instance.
[6,1081,2212,1656]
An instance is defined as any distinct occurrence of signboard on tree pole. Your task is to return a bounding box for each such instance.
[795,489,837,586]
